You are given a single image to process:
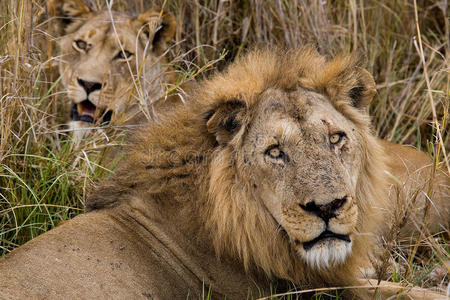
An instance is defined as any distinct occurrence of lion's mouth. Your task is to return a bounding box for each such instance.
[302,230,351,251]
[71,100,112,124]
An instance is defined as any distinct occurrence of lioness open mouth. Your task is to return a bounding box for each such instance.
[302,230,351,251]
[71,100,113,125]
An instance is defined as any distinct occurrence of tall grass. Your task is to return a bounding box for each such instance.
[0,0,448,295]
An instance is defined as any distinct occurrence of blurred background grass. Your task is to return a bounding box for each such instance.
[0,0,448,292]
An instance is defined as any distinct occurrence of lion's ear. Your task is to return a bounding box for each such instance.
[324,66,376,110]
[315,55,377,111]
[48,0,93,35]
[132,9,176,55]
[346,67,377,109]
[206,100,247,145]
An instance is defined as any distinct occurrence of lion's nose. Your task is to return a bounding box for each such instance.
[300,196,347,223]
[77,78,102,95]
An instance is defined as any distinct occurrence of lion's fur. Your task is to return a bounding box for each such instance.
[1,47,447,299]
[380,139,449,235]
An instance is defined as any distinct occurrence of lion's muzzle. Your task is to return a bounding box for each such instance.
[280,195,356,269]
[299,196,347,223]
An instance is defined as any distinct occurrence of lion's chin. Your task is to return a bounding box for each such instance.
[297,237,353,269]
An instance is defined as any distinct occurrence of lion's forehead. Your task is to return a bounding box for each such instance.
[256,88,356,135]
[73,18,136,49]
[84,11,131,26]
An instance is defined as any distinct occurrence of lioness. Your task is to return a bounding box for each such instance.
[48,0,178,141]
[0,48,447,299]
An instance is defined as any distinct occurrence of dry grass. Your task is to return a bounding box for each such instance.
[0,0,448,297]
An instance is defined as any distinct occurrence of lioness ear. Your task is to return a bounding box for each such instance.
[206,100,247,145]
[48,0,93,35]
[132,9,176,54]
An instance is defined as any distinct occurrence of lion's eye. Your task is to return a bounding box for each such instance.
[114,50,133,61]
[265,145,286,160]
[73,39,88,52]
[330,132,346,145]
[269,148,281,158]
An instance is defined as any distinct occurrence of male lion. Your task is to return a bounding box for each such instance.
[0,48,447,299]
[48,0,177,141]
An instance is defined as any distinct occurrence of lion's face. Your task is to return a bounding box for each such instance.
[59,12,153,124]
[49,0,176,137]
[203,49,386,280]
[240,88,362,269]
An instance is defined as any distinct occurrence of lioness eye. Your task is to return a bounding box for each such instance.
[114,50,133,60]
[73,40,88,51]
[330,132,346,144]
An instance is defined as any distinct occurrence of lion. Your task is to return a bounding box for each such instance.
[0,48,447,299]
[379,140,449,235]
[48,0,178,142]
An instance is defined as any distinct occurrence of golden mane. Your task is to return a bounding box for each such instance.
[88,47,388,288]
